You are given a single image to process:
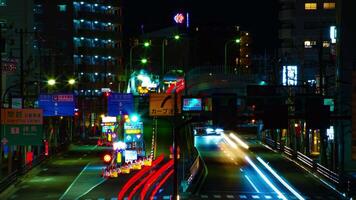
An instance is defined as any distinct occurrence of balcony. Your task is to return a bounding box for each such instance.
[75,29,122,40]
[76,11,122,22]
[77,63,122,73]
[279,9,295,21]
[76,0,120,7]
[76,47,123,56]
[279,28,294,39]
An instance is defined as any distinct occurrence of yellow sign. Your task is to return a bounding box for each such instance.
[149,94,175,116]
[125,129,141,134]
[117,152,122,163]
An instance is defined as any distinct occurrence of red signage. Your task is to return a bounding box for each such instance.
[1,109,43,125]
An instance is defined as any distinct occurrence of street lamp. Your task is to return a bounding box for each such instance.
[162,34,181,76]
[140,58,148,64]
[47,79,56,86]
[224,38,240,74]
[129,41,150,74]
[68,78,76,85]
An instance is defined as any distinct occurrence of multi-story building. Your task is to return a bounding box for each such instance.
[0,0,36,107]
[72,1,124,126]
[33,1,124,129]
[278,0,337,91]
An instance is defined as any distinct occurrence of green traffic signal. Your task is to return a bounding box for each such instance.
[235,38,241,43]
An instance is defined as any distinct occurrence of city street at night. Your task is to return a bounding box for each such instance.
[1,0,356,199]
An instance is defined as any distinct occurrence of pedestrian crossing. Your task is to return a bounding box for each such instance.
[83,193,339,200]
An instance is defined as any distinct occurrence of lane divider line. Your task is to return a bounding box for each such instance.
[59,163,90,200]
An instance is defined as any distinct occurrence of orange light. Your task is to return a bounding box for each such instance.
[103,154,112,163]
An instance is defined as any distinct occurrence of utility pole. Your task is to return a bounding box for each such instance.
[0,23,3,174]
[19,29,24,108]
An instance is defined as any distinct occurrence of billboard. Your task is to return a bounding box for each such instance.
[282,65,298,86]
[182,97,203,112]
[107,93,134,116]
[38,94,75,116]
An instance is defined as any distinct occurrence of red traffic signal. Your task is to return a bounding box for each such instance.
[104,92,110,97]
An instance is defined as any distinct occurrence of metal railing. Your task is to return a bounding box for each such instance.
[264,137,341,185]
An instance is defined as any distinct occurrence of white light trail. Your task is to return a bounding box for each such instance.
[229,133,249,149]
[257,157,305,200]
[222,133,238,149]
[245,156,288,200]
[244,175,260,193]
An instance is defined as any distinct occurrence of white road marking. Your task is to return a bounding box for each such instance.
[59,163,90,200]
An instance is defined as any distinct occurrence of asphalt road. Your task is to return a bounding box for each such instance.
[0,143,111,200]
[193,132,345,200]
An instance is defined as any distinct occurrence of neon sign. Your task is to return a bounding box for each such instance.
[174,13,185,24]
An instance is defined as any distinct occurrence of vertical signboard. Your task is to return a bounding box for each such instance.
[282,65,298,86]
[1,109,43,145]
[107,93,134,116]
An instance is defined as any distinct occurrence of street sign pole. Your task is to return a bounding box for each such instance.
[173,93,178,200]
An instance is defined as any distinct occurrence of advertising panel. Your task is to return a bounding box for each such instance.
[125,150,138,163]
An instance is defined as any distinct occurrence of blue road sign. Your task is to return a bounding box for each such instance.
[39,94,75,116]
[108,93,134,116]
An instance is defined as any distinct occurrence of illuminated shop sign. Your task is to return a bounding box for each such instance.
[282,65,298,86]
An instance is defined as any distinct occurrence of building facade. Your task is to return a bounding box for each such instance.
[0,0,36,107]
[279,0,337,91]
[72,0,124,129]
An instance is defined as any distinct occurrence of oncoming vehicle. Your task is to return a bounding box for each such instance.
[193,126,224,135]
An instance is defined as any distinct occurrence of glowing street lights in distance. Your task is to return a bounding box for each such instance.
[47,79,56,86]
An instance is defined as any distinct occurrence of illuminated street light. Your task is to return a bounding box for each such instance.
[47,79,56,86]
[144,41,150,47]
[68,78,76,85]
[141,58,148,64]
[224,37,241,73]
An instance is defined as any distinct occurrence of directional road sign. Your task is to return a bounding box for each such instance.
[149,94,175,116]
[108,93,134,116]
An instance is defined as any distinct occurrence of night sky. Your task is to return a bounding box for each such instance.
[123,0,279,53]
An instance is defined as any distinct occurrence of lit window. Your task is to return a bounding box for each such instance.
[305,3,317,10]
[58,4,66,12]
[0,0,6,6]
[304,40,317,48]
[323,2,335,9]
[323,41,330,48]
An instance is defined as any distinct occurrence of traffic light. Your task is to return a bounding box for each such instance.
[74,108,79,117]
[103,154,112,163]
[104,92,110,97]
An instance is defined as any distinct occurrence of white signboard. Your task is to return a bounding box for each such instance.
[282,65,298,86]
[124,150,137,163]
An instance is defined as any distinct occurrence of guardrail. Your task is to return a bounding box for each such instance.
[264,137,341,185]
